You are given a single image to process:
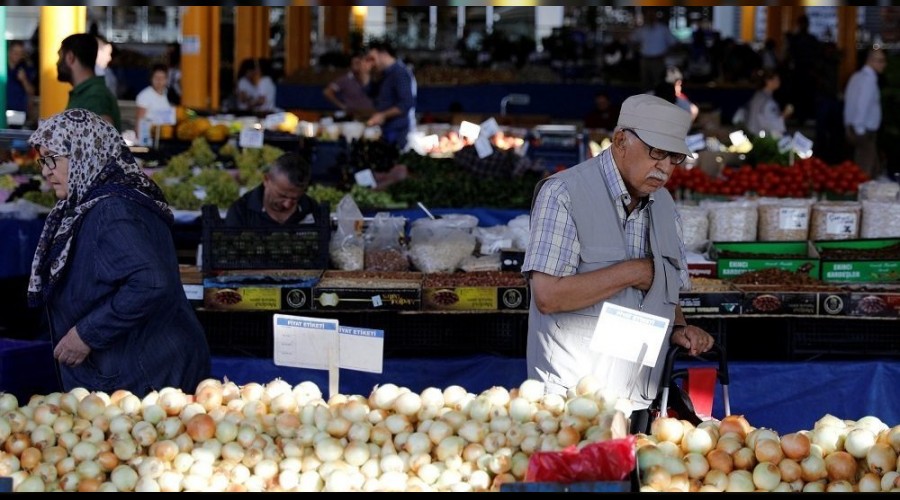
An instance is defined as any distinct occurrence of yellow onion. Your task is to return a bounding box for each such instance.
[824,450,857,482]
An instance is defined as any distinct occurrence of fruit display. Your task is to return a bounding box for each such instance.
[636,414,900,492]
[666,158,869,199]
[0,376,630,492]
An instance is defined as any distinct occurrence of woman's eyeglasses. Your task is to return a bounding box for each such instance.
[37,153,66,171]
[623,129,688,165]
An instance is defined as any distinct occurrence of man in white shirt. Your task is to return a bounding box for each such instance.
[135,64,174,123]
[843,48,887,179]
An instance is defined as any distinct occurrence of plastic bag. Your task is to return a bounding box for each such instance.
[525,435,637,483]
[507,214,531,250]
[364,212,409,271]
[473,225,513,255]
[408,218,477,273]
[329,195,365,271]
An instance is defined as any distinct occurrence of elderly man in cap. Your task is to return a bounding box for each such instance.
[522,94,714,432]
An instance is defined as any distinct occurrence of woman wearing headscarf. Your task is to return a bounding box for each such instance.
[28,108,211,396]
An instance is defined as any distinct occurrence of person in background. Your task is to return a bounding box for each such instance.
[844,47,887,180]
[135,64,174,123]
[225,152,323,227]
[522,94,714,433]
[27,108,210,396]
[323,50,376,120]
[165,42,182,105]
[744,69,792,139]
[630,8,678,91]
[95,35,119,98]
[6,41,37,119]
[583,91,620,131]
[236,58,277,114]
[366,39,417,150]
[665,67,699,122]
[56,33,121,131]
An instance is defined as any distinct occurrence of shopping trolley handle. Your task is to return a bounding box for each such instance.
[665,343,729,385]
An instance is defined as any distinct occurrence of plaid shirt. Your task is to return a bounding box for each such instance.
[522,148,690,290]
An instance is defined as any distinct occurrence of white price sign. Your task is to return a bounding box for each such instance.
[589,302,669,366]
[239,126,264,149]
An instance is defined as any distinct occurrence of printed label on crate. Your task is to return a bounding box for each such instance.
[847,292,900,318]
[679,293,742,315]
[281,287,313,310]
[204,287,282,310]
[313,288,420,310]
[718,259,818,278]
[779,208,809,230]
[423,285,527,311]
[818,293,849,316]
[826,213,857,236]
[742,292,818,315]
[821,261,900,283]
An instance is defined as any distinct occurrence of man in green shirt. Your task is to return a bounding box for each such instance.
[57,33,121,131]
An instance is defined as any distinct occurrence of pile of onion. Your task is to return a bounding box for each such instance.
[0,375,633,492]
[637,412,900,492]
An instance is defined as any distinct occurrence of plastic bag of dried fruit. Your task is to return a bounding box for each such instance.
[330,195,365,270]
[408,218,477,273]
[364,212,410,272]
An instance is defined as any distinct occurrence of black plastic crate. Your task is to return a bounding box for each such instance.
[196,310,529,359]
[201,204,331,273]
[790,318,900,358]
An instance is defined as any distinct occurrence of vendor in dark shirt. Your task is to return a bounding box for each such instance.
[225,153,322,227]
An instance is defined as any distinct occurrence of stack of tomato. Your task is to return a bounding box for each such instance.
[666,157,869,199]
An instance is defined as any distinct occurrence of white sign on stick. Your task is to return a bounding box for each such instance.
[589,303,669,366]
[273,315,339,371]
[339,326,384,374]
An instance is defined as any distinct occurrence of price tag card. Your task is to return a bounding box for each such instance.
[264,112,286,130]
[474,135,494,159]
[686,133,706,153]
[792,132,814,156]
[354,168,377,188]
[778,208,809,230]
[459,120,481,141]
[149,107,177,125]
[479,117,500,138]
[728,130,749,148]
[777,136,793,154]
[182,35,200,55]
[273,314,339,371]
[239,126,264,149]
[339,325,384,374]
[589,303,669,366]
[826,213,857,235]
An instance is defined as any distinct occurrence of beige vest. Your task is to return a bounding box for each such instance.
[526,152,683,408]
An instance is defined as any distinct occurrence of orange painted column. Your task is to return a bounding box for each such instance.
[180,6,221,111]
[39,6,86,120]
[235,6,270,78]
[837,7,858,88]
[324,6,351,52]
[284,7,312,75]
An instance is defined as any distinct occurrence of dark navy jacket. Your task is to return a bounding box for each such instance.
[46,196,210,396]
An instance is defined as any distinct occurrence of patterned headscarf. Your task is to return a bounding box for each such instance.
[27,108,173,307]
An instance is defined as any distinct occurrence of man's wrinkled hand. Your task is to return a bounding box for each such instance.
[53,326,91,367]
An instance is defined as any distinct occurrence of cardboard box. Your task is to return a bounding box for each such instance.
[203,270,322,311]
[422,272,529,311]
[313,271,422,311]
[711,241,819,280]
[816,238,900,283]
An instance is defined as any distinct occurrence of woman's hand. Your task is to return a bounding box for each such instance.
[54,326,91,367]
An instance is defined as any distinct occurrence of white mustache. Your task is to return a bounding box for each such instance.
[648,171,669,182]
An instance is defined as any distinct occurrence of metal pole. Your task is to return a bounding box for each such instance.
[0,6,7,129]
